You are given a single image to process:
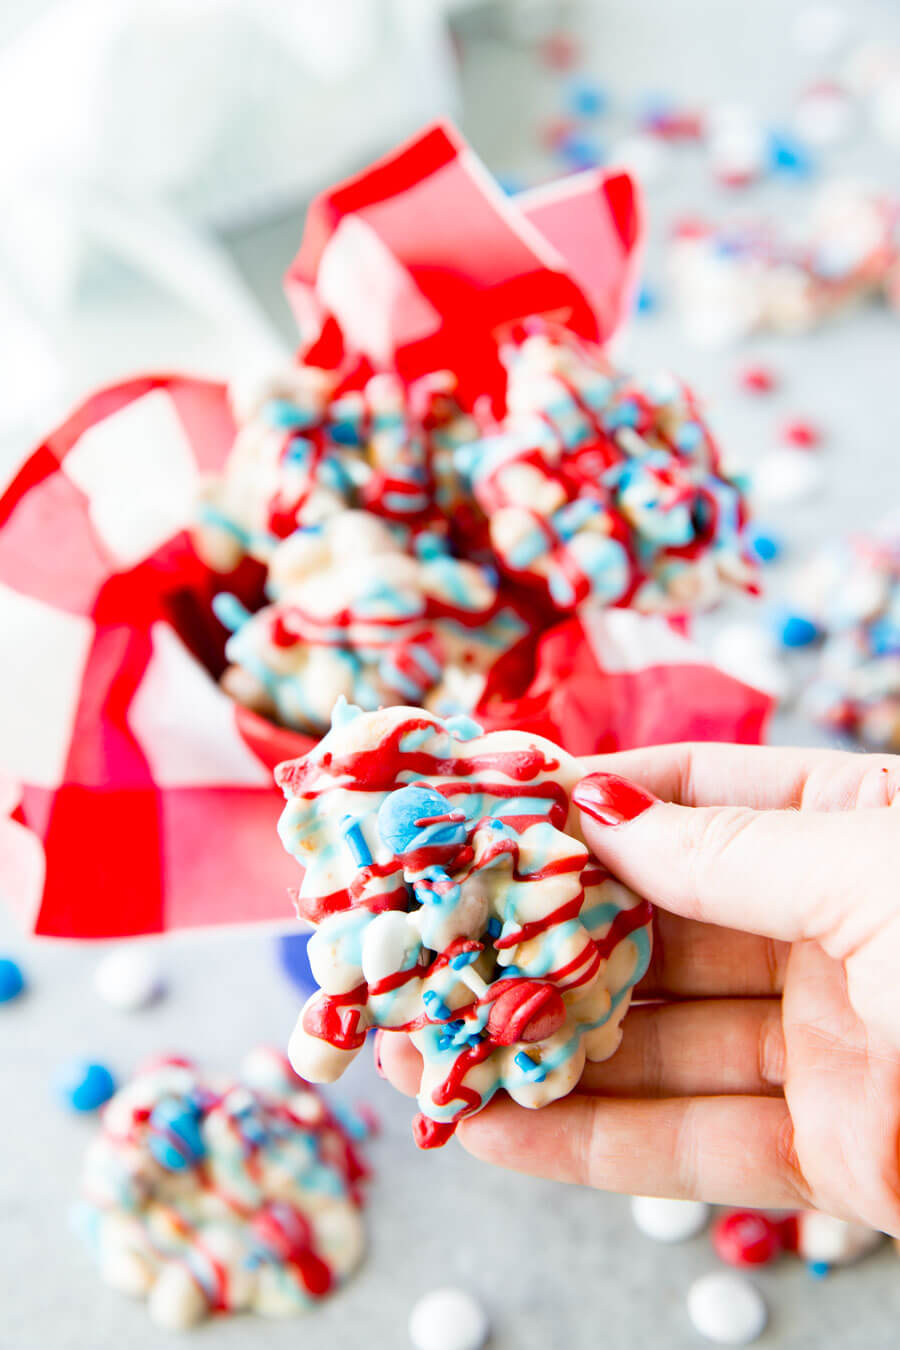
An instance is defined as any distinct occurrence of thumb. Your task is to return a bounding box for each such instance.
[572,772,896,947]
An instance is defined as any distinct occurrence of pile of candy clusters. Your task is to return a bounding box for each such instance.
[74,1050,367,1330]
[276,700,653,1148]
[193,330,754,733]
[787,528,900,749]
[668,184,900,344]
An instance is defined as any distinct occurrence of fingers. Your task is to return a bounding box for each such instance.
[580,999,785,1098]
[376,1029,422,1098]
[579,743,900,812]
[639,910,787,999]
[457,1093,810,1211]
[574,773,899,946]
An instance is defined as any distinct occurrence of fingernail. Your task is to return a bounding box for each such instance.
[572,773,657,827]
[373,1029,386,1079]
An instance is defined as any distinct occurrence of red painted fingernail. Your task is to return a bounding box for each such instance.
[373,1029,386,1079]
[572,773,657,826]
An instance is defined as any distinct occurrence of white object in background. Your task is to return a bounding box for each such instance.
[791,4,851,57]
[630,1196,710,1243]
[94,946,164,1011]
[687,1272,768,1346]
[0,0,458,231]
[710,623,790,700]
[408,1287,490,1350]
[610,135,668,187]
[795,1211,883,1265]
[751,449,824,508]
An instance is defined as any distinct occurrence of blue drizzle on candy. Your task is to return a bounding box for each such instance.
[147,1096,207,1171]
[376,785,468,858]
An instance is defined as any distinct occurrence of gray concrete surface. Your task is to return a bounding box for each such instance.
[4,0,900,1346]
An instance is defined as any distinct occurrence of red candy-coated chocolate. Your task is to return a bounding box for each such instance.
[740,365,778,394]
[781,419,822,449]
[486,980,567,1046]
[713,1210,783,1267]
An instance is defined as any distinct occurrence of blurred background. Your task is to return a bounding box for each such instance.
[2,0,900,1346]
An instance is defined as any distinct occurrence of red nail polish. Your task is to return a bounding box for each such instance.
[373,1029,386,1079]
[572,773,657,826]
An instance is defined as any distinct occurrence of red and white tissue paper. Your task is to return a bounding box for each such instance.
[0,122,771,940]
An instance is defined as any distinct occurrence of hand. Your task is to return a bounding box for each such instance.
[379,743,900,1234]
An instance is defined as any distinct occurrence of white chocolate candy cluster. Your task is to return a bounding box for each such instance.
[75,1051,366,1330]
[459,333,755,613]
[193,331,754,736]
[669,184,900,345]
[276,700,652,1148]
[790,528,900,749]
[194,366,479,574]
[215,512,526,735]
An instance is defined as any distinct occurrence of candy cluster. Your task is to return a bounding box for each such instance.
[669,185,900,344]
[460,332,754,612]
[788,528,900,748]
[75,1051,366,1330]
[276,700,653,1148]
[192,330,753,735]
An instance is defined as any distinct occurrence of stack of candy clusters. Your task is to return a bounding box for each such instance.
[75,1051,367,1330]
[788,528,900,749]
[193,328,755,734]
[276,700,653,1148]
[669,185,900,343]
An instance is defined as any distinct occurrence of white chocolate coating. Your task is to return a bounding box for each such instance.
[276,702,653,1147]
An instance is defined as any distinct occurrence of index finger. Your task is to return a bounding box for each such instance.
[579,743,900,811]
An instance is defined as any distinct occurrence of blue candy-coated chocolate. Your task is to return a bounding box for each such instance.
[147,1097,207,1171]
[377,785,467,857]
[772,610,820,648]
[0,956,25,1003]
[276,932,316,996]
[55,1060,116,1112]
[746,526,783,564]
[563,77,609,119]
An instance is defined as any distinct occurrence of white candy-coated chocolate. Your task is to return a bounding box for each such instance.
[630,1196,711,1243]
[687,1272,768,1346]
[408,1287,490,1350]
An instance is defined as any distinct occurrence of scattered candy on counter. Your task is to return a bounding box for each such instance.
[738,364,779,395]
[74,1051,367,1330]
[278,701,654,1149]
[55,1059,117,1112]
[744,523,784,565]
[0,955,26,1003]
[630,1196,711,1242]
[687,1271,768,1346]
[712,1210,785,1267]
[781,417,822,449]
[771,607,821,649]
[93,946,164,1012]
[277,931,317,996]
[408,1287,490,1350]
[750,448,824,508]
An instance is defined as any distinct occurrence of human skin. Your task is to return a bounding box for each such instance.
[378,743,900,1235]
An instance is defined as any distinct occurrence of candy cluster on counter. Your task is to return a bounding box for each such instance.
[74,1050,367,1330]
[784,526,900,749]
[276,701,652,1147]
[193,328,755,736]
[668,184,900,345]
